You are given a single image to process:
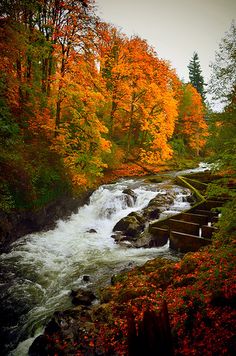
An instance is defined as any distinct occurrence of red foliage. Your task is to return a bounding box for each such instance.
[92,245,236,355]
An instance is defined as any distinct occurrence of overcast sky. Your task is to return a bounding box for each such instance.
[95,0,236,85]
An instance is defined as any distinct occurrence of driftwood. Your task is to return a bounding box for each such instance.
[128,300,174,356]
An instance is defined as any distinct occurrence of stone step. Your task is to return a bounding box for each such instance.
[170,231,211,253]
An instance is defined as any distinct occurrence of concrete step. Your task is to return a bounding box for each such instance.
[170,231,211,253]
[177,212,209,226]
[169,219,200,236]
[197,200,224,210]
[201,225,218,239]
[149,227,168,247]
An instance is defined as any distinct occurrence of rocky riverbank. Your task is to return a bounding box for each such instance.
[29,242,236,355]
[0,191,92,253]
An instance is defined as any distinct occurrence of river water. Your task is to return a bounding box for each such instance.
[0,163,210,355]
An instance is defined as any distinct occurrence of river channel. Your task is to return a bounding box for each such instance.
[0,163,210,355]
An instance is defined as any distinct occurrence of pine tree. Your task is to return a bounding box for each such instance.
[188,52,206,101]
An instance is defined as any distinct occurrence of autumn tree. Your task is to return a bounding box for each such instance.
[96,23,131,138]
[97,30,180,165]
[51,51,111,186]
[35,0,96,133]
[176,83,208,155]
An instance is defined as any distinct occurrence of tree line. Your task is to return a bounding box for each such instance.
[0,0,234,211]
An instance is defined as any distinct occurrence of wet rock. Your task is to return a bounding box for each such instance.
[87,228,97,233]
[111,232,124,242]
[122,188,137,203]
[147,193,175,209]
[143,207,161,220]
[0,190,93,253]
[128,211,146,223]
[113,214,145,239]
[29,309,95,355]
[186,195,196,203]
[133,231,152,248]
[82,275,90,282]
[71,289,96,306]
[99,289,114,303]
[44,317,61,335]
[119,241,133,248]
[28,334,49,356]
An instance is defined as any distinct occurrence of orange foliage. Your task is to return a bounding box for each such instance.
[178,83,208,155]
[0,4,209,189]
[97,28,180,165]
[50,51,111,187]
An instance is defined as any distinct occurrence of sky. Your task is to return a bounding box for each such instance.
[95,0,236,85]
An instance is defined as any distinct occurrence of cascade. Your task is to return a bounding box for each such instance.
[0,164,210,355]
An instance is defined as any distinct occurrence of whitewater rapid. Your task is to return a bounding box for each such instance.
[0,163,210,355]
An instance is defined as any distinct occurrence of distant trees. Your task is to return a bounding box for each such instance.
[188,52,206,101]
[206,22,236,240]
[208,21,236,172]
[209,21,236,107]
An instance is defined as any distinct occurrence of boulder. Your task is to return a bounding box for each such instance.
[113,214,145,239]
[86,228,97,233]
[28,335,49,356]
[71,290,96,306]
[133,231,152,248]
[128,211,146,223]
[143,206,160,220]
[122,188,137,203]
[147,194,175,209]
[29,309,94,356]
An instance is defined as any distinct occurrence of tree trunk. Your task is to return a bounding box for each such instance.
[110,99,117,137]
[126,99,135,156]
[16,58,23,105]
[128,301,174,356]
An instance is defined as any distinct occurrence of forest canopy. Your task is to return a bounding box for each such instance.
[0,0,213,210]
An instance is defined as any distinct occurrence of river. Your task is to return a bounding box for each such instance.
[0,163,210,355]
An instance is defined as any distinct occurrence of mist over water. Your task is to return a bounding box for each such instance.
[0,163,210,355]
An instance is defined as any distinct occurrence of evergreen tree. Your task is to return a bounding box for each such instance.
[209,21,236,106]
[188,52,206,101]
